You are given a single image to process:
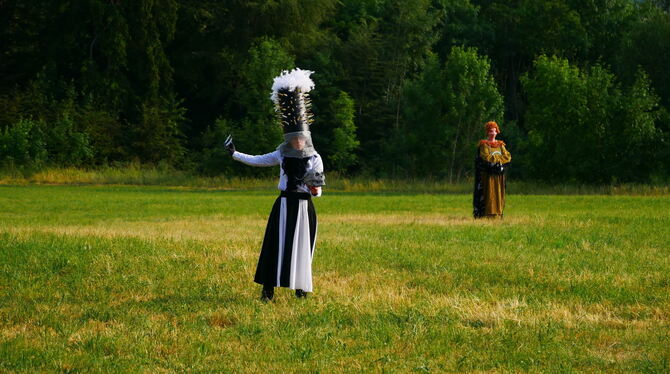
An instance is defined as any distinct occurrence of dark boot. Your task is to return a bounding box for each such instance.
[261,285,274,302]
[295,289,307,298]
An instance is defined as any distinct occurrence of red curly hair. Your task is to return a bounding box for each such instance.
[485,121,500,134]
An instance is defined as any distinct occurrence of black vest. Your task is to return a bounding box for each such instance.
[282,157,310,191]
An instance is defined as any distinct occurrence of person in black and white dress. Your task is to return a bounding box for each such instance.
[225,68,325,301]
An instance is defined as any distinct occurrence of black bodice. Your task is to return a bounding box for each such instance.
[282,157,310,191]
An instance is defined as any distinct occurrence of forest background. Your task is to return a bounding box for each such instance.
[2,0,670,184]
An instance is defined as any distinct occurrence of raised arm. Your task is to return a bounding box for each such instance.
[232,150,281,167]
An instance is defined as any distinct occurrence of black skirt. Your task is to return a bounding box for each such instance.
[254,191,318,291]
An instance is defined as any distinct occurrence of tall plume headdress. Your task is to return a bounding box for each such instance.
[271,68,317,158]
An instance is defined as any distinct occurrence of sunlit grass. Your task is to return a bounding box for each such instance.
[1,185,669,372]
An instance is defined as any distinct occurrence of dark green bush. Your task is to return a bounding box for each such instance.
[0,117,93,169]
[0,119,48,168]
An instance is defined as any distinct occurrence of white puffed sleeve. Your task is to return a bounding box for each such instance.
[312,154,324,173]
[232,150,281,167]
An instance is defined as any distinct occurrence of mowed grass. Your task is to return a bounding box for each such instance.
[0,185,669,372]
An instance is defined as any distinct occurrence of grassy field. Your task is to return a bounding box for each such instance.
[2,165,669,195]
[1,184,669,372]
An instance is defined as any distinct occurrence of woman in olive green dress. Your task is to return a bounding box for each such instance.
[473,121,511,218]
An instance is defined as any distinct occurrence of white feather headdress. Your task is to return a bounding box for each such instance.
[270,68,316,132]
[270,68,315,104]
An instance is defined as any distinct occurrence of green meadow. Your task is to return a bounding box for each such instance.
[1,184,669,372]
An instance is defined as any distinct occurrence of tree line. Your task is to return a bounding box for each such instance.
[1,0,669,183]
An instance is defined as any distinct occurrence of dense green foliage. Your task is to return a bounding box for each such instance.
[403,47,503,180]
[1,185,669,371]
[1,0,669,182]
[521,56,661,183]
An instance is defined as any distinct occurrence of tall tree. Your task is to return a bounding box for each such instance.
[324,91,359,172]
[620,2,670,108]
[475,0,589,122]
[403,47,504,181]
[336,0,440,172]
[522,55,661,182]
[0,0,185,163]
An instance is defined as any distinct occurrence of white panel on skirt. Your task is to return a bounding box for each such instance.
[289,199,313,292]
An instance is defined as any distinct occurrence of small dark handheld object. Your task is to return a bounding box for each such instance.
[224,134,236,155]
[490,162,505,175]
[303,169,325,187]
